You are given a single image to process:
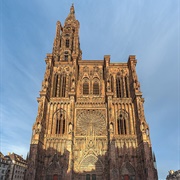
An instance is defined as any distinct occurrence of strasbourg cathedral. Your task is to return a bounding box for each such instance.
[25,5,158,180]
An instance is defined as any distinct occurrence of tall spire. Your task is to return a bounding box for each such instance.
[53,21,61,54]
[55,21,61,39]
[65,4,76,24]
[52,4,81,62]
[70,3,75,14]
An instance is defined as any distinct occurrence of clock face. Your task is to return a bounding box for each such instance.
[76,109,106,136]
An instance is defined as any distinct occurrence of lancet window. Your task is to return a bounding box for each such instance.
[116,73,130,98]
[117,110,130,135]
[111,75,114,93]
[53,109,66,135]
[66,39,69,48]
[125,76,130,97]
[92,174,96,180]
[86,174,96,180]
[71,42,74,52]
[53,74,66,97]
[83,78,89,95]
[86,174,90,180]
[116,73,122,98]
[93,79,100,95]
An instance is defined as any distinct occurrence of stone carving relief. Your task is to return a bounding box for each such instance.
[73,153,104,179]
[80,65,103,79]
[111,167,119,180]
[37,101,44,120]
[93,66,99,72]
[45,153,65,179]
[68,122,73,134]
[110,122,114,134]
[109,67,129,76]
[54,64,73,75]
[42,79,48,91]
[31,100,45,142]
[107,81,110,92]
[79,66,104,96]
[41,63,52,92]
[130,61,141,92]
[79,155,103,173]
[117,109,129,121]
[71,77,75,91]
[35,122,42,134]
[140,122,149,137]
[76,109,106,136]
[137,97,145,119]
[83,66,89,73]
[120,162,135,177]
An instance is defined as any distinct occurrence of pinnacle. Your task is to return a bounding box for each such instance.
[70,3,75,14]
[64,4,76,24]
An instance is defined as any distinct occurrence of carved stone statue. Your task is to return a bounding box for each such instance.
[110,122,114,133]
[71,78,75,91]
[68,123,72,134]
[37,102,43,119]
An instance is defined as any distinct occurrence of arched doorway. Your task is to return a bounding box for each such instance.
[124,174,129,180]
[86,174,96,180]
[53,174,58,180]
[78,155,103,179]
[120,162,135,180]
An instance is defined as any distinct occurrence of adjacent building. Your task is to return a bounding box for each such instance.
[167,170,180,180]
[5,153,27,180]
[0,152,10,180]
[25,5,158,180]
[0,152,27,180]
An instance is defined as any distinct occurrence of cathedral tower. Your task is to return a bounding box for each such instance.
[26,5,158,180]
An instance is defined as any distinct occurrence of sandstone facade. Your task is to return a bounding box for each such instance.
[25,5,158,180]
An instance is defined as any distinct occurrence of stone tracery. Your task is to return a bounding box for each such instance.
[76,109,106,136]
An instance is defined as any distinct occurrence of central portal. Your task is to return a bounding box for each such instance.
[73,109,107,180]
[86,174,96,180]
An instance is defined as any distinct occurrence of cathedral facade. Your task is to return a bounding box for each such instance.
[26,5,158,180]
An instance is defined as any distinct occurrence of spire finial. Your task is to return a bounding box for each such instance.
[55,21,61,38]
[64,3,76,24]
[70,3,75,14]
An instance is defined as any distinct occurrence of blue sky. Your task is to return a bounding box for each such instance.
[0,0,179,179]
